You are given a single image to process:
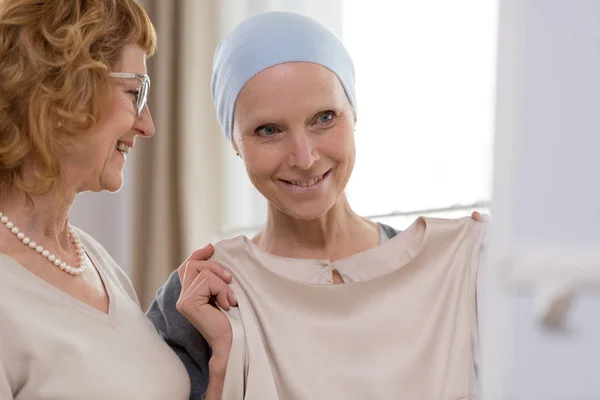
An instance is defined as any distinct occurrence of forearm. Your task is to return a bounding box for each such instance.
[203,354,228,400]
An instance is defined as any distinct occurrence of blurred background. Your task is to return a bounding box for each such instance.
[71,0,496,307]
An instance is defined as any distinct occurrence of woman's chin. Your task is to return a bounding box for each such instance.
[277,199,337,221]
[99,172,124,193]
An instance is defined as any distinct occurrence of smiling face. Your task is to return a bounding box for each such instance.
[232,62,356,220]
[61,44,155,193]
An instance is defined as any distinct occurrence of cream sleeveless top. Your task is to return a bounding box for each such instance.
[211,217,485,400]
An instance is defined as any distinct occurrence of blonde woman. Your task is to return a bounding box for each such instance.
[0,1,191,398]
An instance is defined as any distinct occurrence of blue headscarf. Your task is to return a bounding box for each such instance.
[211,11,357,142]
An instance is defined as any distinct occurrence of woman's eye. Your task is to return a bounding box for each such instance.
[127,89,140,97]
[257,125,278,136]
[317,111,335,124]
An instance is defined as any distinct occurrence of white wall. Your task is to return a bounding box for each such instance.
[481,0,600,398]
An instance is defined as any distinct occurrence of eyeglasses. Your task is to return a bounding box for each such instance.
[109,72,151,118]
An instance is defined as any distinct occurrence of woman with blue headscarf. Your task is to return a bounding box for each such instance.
[148,11,487,399]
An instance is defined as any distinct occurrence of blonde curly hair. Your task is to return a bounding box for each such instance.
[0,0,157,195]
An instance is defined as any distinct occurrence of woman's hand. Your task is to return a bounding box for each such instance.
[175,244,237,357]
[175,245,236,399]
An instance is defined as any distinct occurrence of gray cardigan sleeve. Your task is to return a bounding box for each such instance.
[146,270,212,400]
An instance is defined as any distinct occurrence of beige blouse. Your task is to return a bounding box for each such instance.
[210,216,485,400]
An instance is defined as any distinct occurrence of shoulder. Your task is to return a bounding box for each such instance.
[379,217,486,245]
[213,235,250,251]
[210,236,254,266]
[378,222,401,239]
[422,216,486,241]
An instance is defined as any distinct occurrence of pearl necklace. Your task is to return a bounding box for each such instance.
[0,210,88,276]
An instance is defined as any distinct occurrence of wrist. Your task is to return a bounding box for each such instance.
[205,354,228,400]
[208,352,229,377]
